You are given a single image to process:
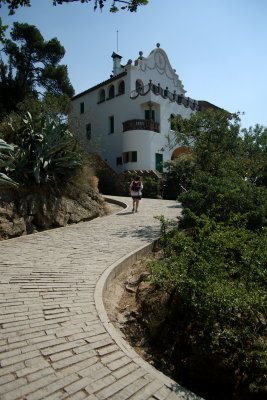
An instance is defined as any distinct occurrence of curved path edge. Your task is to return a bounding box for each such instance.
[0,196,202,400]
[95,201,201,400]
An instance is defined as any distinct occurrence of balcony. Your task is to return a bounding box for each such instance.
[123,119,160,133]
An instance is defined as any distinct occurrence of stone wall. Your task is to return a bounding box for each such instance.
[0,169,108,241]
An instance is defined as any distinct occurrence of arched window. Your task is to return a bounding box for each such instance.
[108,85,115,99]
[135,79,143,93]
[118,80,125,95]
[99,89,105,103]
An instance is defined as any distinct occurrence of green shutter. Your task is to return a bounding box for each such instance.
[155,153,163,172]
[131,151,137,162]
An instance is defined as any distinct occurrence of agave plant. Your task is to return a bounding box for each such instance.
[0,139,19,187]
[7,112,84,185]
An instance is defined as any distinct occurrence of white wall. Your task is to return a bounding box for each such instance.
[70,46,198,173]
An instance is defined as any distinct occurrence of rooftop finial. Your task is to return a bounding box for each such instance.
[156,43,160,48]
[139,51,143,58]
[116,30,119,53]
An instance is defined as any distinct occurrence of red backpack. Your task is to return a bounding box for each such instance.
[131,180,141,191]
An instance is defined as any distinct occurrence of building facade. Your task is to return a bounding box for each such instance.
[70,44,200,173]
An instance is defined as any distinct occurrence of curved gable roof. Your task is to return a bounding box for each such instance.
[135,45,186,94]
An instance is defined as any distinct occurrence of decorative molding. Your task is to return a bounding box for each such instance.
[136,48,186,94]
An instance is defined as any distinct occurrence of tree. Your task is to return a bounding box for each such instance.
[167,110,267,229]
[241,124,267,187]
[171,109,243,176]
[0,0,149,40]
[145,110,267,398]
[0,22,74,119]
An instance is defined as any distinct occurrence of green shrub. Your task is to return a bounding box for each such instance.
[178,172,267,230]
[1,112,84,186]
[142,176,160,198]
[149,214,267,397]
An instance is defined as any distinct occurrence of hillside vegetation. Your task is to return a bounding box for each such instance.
[139,110,267,400]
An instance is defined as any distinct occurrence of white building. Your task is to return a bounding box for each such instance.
[70,44,202,173]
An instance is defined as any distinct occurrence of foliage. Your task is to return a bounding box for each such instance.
[0,112,84,186]
[171,109,243,174]
[165,109,267,229]
[149,214,267,397]
[178,172,267,230]
[0,22,74,119]
[0,138,19,186]
[0,0,148,13]
[141,175,159,198]
[146,110,267,397]
[163,153,198,199]
[0,95,72,143]
[241,124,267,187]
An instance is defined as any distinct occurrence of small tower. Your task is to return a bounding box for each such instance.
[111,52,124,76]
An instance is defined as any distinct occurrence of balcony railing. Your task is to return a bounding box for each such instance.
[123,119,160,133]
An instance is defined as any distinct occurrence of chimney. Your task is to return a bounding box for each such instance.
[112,52,123,76]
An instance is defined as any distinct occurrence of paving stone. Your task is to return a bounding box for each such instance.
[111,376,152,400]
[1,373,59,400]
[96,368,147,399]
[0,350,41,367]
[128,379,164,399]
[152,385,175,400]
[0,197,195,400]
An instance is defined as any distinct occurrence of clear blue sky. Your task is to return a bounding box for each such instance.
[1,0,267,130]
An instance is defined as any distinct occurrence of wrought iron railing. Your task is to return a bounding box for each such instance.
[123,119,160,133]
[130,80,200,111]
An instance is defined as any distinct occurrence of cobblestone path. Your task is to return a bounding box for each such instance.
[0,196,200,400]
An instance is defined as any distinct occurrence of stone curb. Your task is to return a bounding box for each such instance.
[104,196,127,210]
[94,231,201,399]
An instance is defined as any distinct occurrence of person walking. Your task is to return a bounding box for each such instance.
[129,176,143,213]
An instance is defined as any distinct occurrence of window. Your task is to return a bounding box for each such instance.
[109,116,114,134]
[170,114,175,130]
[118,81,125,95]
[145,109,155,121]
[99,89,105,103]
[116,156,122,165]
[86,123,91,140]
[108,85,115,99]
[80,102,84,114]
[123,151,137,163]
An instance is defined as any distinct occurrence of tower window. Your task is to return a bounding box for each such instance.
[108,85,115,99]
[80,102,84,114]
[118,80,125,95]
[109,116,114,134]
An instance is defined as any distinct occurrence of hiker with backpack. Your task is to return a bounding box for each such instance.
[129,176,143,213]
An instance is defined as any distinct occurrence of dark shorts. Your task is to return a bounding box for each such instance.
[132,196,142,200]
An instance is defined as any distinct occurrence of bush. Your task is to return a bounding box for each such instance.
[148,214,267,398]
[178,172,267,230]
[142,176,160,198]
